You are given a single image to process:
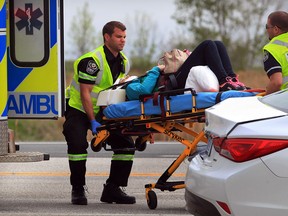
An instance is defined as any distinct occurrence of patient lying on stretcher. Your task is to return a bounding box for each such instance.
[125,40,248,101]
[97,40,260,120]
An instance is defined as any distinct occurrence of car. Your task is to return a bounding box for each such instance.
[185,89,288,216]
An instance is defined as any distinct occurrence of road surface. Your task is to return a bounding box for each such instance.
[0,142,193,216]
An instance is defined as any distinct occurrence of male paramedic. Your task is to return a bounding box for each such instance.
[263,11,288,94]
[63,21,136,205]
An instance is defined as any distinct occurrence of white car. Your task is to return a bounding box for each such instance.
[185,89,288,216]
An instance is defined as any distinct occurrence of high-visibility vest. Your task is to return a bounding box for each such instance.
[66,46,130,115]
[263,32,288,90]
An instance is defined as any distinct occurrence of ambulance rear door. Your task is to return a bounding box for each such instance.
[7,0,64,119]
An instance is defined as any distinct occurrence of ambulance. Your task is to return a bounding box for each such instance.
[0,0,64,162]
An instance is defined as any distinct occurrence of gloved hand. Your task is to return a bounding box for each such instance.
[90,120,101,135]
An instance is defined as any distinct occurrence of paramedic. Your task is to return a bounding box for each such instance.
[263,11,288,95]
[63,21,136,205]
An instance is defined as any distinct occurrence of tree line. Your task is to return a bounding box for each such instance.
[67,0,284,73]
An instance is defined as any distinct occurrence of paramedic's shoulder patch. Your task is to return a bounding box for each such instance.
[86,60,99,74]
[263,50,269,62]
[78,58,99,76]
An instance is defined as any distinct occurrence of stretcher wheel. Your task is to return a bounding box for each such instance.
[147,190,157,210]
[90,137,102,152]
[135,137,147,151]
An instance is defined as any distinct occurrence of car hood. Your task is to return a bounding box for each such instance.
[205,96,287,137]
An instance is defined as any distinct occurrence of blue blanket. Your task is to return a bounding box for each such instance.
[103,91,257,119]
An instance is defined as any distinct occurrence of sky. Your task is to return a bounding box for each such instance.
[63,0,288,60]
[63,0,178,59]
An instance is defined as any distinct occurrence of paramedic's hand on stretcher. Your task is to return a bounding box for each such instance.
[91,120,101,135]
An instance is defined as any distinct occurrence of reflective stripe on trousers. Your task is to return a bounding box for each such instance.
[112,154,134,161]
[68,154,88,161]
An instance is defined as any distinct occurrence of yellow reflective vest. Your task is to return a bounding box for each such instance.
[263,32,288,90]
[66,46,130,115]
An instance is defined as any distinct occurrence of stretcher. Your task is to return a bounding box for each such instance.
[91,88,260,209]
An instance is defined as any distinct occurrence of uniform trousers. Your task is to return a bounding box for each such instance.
[63,102,135,187]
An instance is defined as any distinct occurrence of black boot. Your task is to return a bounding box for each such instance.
[100,183,136,204]
[71,185,88,205]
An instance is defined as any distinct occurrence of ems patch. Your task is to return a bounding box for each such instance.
[263,51,269,62]
[86,60,99,74]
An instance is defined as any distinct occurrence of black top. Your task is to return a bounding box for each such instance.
[263,50,282,78]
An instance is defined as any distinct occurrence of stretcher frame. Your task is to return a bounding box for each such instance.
[91,89,208,209]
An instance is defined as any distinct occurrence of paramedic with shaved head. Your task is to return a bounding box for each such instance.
[263,11,288,94]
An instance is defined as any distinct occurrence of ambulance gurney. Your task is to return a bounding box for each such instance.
[91,88,260,209]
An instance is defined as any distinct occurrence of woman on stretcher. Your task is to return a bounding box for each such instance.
[125,40,248,100]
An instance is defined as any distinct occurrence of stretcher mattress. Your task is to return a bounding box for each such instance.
[103,91,257,119]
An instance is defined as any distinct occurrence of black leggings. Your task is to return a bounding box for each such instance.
[175,40,236,88]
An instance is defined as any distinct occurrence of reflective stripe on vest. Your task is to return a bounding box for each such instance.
[272,40,288,48]
[79,71,97,82]
[283,76,288,89]
[68,154,88,161]
[70,79,99,98]
[283,76,288,83]
[94,50,104,85]
[111,154,134,161]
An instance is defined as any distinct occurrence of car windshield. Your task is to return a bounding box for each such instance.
[259,88,288,113]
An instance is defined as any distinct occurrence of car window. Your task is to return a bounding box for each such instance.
[259,89,288,113]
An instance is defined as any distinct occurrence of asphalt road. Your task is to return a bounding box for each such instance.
[15,141,188,158]
[0,142,194,216]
